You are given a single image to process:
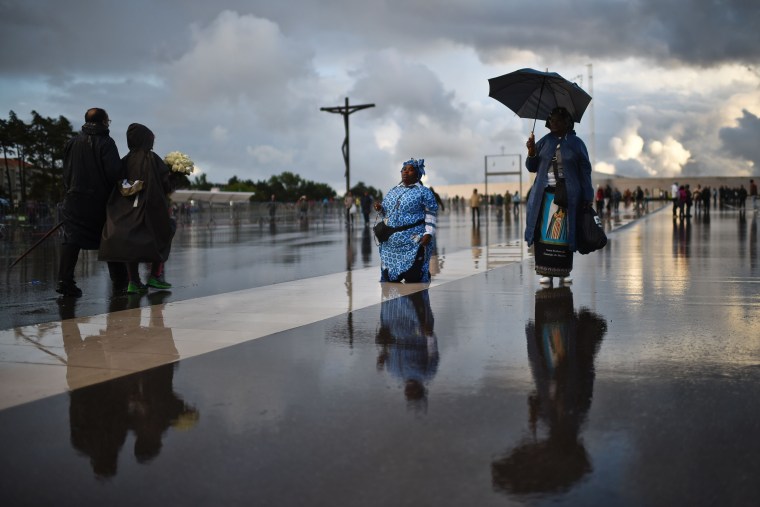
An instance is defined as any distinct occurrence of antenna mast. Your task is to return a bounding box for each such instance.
[587,63,595,168]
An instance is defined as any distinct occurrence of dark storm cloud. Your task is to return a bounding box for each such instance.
[719,110,760,172]
[3,1,758,79]
[0,1,185,76]
[2,1,758,187]
[406,0,760,67]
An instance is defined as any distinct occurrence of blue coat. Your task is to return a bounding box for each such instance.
[524,130,594,251]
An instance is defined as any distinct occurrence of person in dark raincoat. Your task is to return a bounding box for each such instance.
[99,123,174,294]
[57,108,126,297]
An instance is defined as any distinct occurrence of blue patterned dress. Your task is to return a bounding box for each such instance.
[378,183,438,282]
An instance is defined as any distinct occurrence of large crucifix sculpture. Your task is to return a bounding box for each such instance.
[320,97,375,194]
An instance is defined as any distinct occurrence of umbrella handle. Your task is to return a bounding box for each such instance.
[532,78,547,134]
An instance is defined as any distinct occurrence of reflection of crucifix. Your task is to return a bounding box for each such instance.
[344,231,355,347]
[320,97,375,194]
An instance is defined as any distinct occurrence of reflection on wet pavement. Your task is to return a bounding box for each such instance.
[492,287,606,496]
[2,205,759,505]
[69,364,198,478]
[0,207,653,330]
[375,287,439,410]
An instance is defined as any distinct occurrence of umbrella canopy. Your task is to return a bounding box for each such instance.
[488,68,592,126]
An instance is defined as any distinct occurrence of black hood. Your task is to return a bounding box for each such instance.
[127,123,154,151]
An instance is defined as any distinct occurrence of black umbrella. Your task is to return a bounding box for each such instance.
[488,68,592,132]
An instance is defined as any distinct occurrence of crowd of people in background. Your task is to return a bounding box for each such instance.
[126,178,757,232]
[669,181,757,219]
[391,179,756,223]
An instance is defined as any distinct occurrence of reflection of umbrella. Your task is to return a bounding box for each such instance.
[488,68,592,131]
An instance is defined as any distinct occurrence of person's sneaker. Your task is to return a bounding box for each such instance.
[127,281,149,294]
[539,276,553,285]
[56,280,82,298]
[147,276,172,289]
[561,276,573,284]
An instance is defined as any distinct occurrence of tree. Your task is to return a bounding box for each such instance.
[0,117,14,207]
[6,111,32,204]
[27,111,74,203]
[191,173,213,191]
[350,181,383,201]
[223,176,257,193]
[0,110,75,207]
[168,172,191,190]
[250,171,336,202]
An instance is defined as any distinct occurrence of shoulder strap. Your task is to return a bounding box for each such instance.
[390,218,425,233]
[552,144,562,180]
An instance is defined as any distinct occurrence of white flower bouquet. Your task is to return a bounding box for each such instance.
[164,151,195,175]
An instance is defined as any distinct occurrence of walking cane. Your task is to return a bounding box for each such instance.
[7,221,64,270]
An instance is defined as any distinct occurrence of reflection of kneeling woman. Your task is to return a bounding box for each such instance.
[376,289,439,405]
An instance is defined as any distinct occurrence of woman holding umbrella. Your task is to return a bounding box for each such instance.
[524,107,594,286]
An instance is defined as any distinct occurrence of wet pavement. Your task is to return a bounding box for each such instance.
[1,204,759,506]
[1,209,529,329]
[0,206,648,329]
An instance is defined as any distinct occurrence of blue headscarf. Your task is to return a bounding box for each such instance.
[402,158,425,178]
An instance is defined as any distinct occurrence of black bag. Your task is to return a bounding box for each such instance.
[373,219,424,243]
[554,180,569,208]
[552,155,569,208]
[576,205,607,254]
[373,220,395,242]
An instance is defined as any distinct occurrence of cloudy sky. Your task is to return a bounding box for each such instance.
[1,0,758,194]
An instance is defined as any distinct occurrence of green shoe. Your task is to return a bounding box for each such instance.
[127,281,148,294]
[147,276,172,289]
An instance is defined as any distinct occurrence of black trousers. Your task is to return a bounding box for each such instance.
[58,243,127,283]
[57,243,80,283]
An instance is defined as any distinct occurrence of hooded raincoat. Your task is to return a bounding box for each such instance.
[99,124,174,263]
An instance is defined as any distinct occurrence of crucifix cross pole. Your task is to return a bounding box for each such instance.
[320,97,375,194]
